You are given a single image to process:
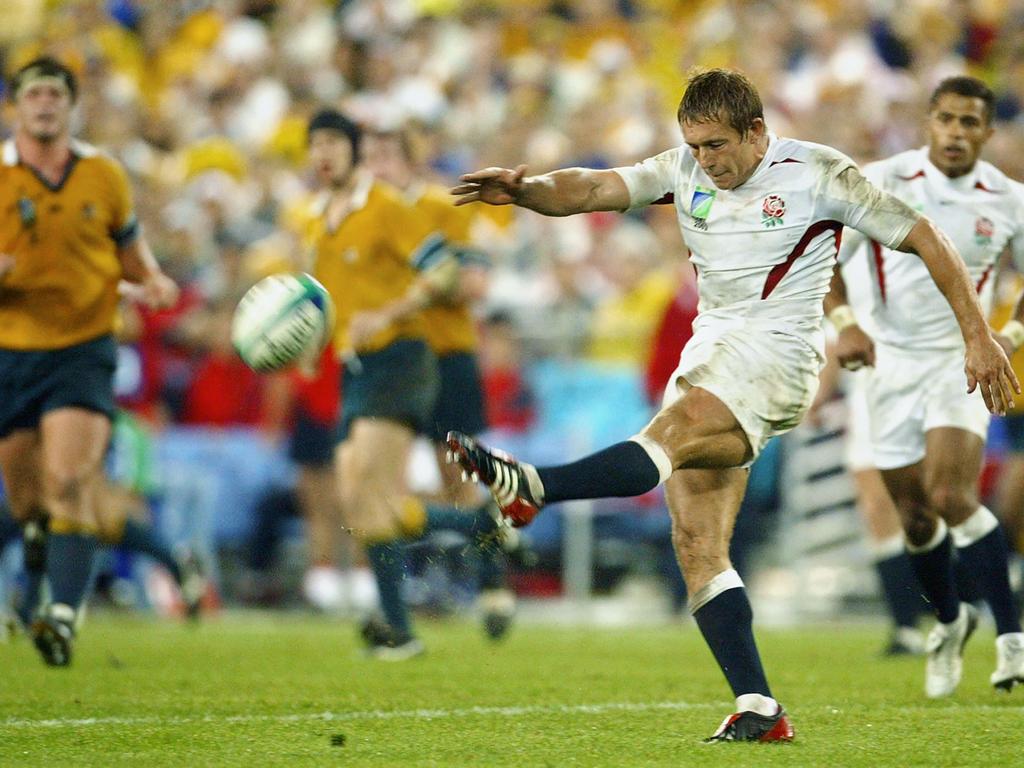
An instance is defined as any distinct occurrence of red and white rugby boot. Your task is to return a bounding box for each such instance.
[704,707,794,743]
[446,432,543,527]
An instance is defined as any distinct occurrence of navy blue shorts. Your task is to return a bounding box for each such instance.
[428,351,487,442]
[0,334,117,438]
[1003,413,1024,453]
[289,408,337,467]
[338,338,440,442]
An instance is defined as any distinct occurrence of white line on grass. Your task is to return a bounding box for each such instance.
[5,700,1024,730]
[2,701,720,729]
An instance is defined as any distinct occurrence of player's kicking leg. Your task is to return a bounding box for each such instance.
[447,385,751,529]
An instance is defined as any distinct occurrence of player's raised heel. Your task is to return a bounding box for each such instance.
[177,550,207,621]
[924,603,978,698]
[445,431,542,527]
[30,603,76,667]
[991,632,1024,692]
[360,617,425,661]
[704,708,794,743]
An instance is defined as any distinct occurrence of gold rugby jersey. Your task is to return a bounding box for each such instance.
[311,174,436,354]
[405,183,482,355]
[0,139,138,350]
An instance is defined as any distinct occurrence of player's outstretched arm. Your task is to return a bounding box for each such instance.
[898,217,1020,413]
[823,266,875,370]
[451,165,630,217]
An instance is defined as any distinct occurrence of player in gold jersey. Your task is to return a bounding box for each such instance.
[362,126,518,639]
[305,109,507,658]
[0,58,178,665]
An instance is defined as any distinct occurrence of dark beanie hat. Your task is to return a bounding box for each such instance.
[307,108,361,156]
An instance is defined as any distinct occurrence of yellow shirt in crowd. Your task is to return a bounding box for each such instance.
[991,274,1024,415]
[0,139,137,350]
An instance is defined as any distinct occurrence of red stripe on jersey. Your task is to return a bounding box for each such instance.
[871,241,887,304]
[653,193,675,205]
[897,170,925,181]
[974,180,1002,193]
[760,220,843,299]
[976,264,994,293]
[769,158,804,168]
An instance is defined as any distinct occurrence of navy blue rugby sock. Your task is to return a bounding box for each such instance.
[366,540,411,637]
[906,522,960,624]
[537,441,665,504]
[691,571,772,698]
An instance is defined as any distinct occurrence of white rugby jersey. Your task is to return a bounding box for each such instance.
[614,135,919,331]
[841,147,1024,350]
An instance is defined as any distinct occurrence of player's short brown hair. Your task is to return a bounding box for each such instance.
[929,76,995,125]
[677,69,764,136]
[10,56,78,102]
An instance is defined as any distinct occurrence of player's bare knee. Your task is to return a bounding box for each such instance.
[927,483,976,526]
[902,509,939,548]
[45,469,88,509]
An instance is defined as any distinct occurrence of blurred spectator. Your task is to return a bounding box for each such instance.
[479,312,536,434]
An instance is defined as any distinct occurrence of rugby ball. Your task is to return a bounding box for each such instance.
[232,272,334,373]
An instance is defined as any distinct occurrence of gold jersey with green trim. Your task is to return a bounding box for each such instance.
[310,174,436,354]
[407,183,481,355]
[0,139,139,350]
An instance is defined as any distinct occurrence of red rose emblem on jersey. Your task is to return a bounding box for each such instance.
[975,217,994,244]
[761,195,786,226]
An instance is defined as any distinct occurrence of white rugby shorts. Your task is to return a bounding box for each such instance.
[864,342,990,470]
[661,317,824,464]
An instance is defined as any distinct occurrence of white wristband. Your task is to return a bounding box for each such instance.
[827,304,857,333]
[1001,319,1024,352]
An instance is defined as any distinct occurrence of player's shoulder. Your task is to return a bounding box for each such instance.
[773,137,856,181]
[775,136,850,163]
[415,182,452,207]
[636,144,690,173]
[858,149,923,186]
[367,177,407,208]
[72,140,126,174]
[973,159,1022,199]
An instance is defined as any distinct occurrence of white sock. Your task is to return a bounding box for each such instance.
[628,434,673,484]
[735,693,778,717]
[950,506,999,548]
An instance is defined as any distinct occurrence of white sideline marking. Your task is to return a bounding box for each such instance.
[2,701,719,729]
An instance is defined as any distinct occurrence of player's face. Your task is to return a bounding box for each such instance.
[15,81,73,142]
[926,93,992,179]
[681,116,766,190]
[308,129,356,188]
[363,134,411,188]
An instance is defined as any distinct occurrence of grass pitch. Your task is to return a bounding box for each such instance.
[1,614,1021,766]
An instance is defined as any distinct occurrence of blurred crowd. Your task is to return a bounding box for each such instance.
[3,0,1023,434]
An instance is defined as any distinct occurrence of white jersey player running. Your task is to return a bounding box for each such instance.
[828,76,1024,699]
[447,69,1016,742]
